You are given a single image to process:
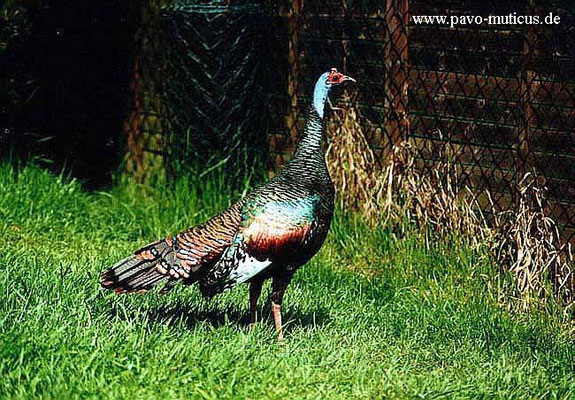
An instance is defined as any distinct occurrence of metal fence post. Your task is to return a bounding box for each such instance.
[124,0,168,183]
[385,0,410,148]
[518,0,536,180]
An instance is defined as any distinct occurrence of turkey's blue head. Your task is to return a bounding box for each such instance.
[313,68,356,119]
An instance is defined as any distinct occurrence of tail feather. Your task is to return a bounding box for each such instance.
[101,240,175,294]
[110,256,145,276]
[100,202,243,295]
[114,260,152,282]
[129,266,165,289]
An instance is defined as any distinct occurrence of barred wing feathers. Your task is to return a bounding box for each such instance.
[175,202,244,273]
[100,202,243,294]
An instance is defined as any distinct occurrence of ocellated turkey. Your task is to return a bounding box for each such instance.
[101,68,356,339]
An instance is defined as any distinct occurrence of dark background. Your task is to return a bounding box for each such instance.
[1,0,139,186]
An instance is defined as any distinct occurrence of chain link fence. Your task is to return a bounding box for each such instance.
[264,0,575,247]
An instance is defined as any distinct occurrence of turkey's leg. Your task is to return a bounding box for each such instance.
[271,271,294,341]
[248,279,264,331]
[271,302,283,340]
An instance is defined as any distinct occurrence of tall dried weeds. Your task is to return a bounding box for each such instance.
[326,96,386,223]
[490,175,573,312]
[326,99,573,317]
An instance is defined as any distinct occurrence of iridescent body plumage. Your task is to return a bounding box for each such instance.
[100,68,355,338]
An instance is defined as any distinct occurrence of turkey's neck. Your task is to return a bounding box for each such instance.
[292,106,326,163]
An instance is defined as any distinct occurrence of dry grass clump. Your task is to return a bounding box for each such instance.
[490,175,573,312]
[326,100,573,316]
[380,142,490,250]
[326,96,387,223]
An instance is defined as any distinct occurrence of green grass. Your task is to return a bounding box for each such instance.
[0,163,573,399]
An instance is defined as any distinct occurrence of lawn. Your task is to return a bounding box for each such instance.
[0,164,573,399]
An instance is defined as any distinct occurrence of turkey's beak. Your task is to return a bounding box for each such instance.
[341,74,356,83]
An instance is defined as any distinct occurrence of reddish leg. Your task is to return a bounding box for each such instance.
[271,302,283,340]
[270,271,294,341]
[248,279,263,331]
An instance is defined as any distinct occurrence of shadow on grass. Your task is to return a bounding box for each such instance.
[108,299,332,334]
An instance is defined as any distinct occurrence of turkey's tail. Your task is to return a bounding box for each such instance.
[100,239,179,294]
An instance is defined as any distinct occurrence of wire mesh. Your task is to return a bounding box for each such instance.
[162,1,267,177]
[125,0,267,182]
[263,0,575,247]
